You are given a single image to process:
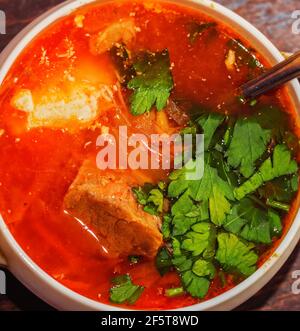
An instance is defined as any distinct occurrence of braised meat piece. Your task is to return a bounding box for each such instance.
[64,160,162,258]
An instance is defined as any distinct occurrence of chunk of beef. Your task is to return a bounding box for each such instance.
[64,160,162,258]
[89,20,136,55]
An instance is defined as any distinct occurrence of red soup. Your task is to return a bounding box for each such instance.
[0,0,299,310]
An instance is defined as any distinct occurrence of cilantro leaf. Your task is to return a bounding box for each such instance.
[147,188,164,213]
[187,164,234,202]
[162,214,172,240]
[192,259,216,279]
[172,238,193,272]
[171,189,194,215]
[209,185,232,226]
[215,233,258,277]
[187,21,217,44]
[156,247,173,276]
[132,186,148,205]
[227,39,263,70]
[258,174,299,203]
[127,50,174,115]
[181,222,216,258]
[235,144,298,200]
[110,275,144,304]
[196,113,225,151]
[268,209,282,237]
[238,209,272,244]
[169,162,234,225]
[172,238,212,298]
[172,214,199,236]
[181,271,210,298]
[171,190,208,235]
[227,118,270,178]
[223,198,280,244]
[132,184,164,215]
[210,149,239,187]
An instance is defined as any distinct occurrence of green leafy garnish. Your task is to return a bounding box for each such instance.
[128,256,140,264]
[181,222,216,258]
[182,271,210,298]
[170,190,208,235]
[227,39,263,70]
[192,259,216,279]
[227,119,270,178]
[215,233,258,277]
[235,144,298,200]
[110,275,144,305]
[127,50,174,115]
[147,188,164,213]
[187,21,217,44]
[172,238,212,298]
[266,199,290,212]
[223,198,281,244]
[156,248,173,276]
[132,184,164,215]
[258,174,299,203]
[196,113,225,151]
[165,287,185,297]
[268,209,283,236]
[162,214,172,239]
[169,162,234,225]
[130,106,299,301]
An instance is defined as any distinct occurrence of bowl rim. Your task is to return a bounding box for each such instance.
[0,0,300,311]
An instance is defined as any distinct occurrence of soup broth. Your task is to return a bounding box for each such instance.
[0,0,299,310]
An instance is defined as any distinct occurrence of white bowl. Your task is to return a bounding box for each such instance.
[0,0,300,311]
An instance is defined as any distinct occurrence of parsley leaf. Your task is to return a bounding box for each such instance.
[169,162,234,226]
[172,238,212,298]
[110,275,144,304]
[171,191,208,235]
[132,184,164,215]
[258,174,299,203]
[182,271,210,298]
[268,209,283,237]
[192,259,216,279]
[223,198,281,244]
[227,118,270,178]
[156,247,173,276]
[127,50,174,115]
[227,39,263,70]
[131,107,299,301]
[187,21,217,44]
[181,222,216,258]
[196,113,225,151]
[132,188,147,205]
[162,214,172,239]
[215,233,258,277]
[235,144,298,200]
[147,188,164,213]
[209,185,232,226]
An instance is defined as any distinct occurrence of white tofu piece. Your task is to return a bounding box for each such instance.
[11,84,115,130]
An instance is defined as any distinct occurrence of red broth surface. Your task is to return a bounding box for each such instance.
[0,0,299,310]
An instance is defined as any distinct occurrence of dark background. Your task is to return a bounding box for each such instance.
[0,0,299,311]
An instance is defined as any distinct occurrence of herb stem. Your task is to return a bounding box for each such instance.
[165,287,185,297]
[266,199,290,212]
[248,194,267,209]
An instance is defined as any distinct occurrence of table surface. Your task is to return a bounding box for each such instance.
[0,0,300,311]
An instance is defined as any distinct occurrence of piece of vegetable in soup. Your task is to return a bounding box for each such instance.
[0,0,299,310]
